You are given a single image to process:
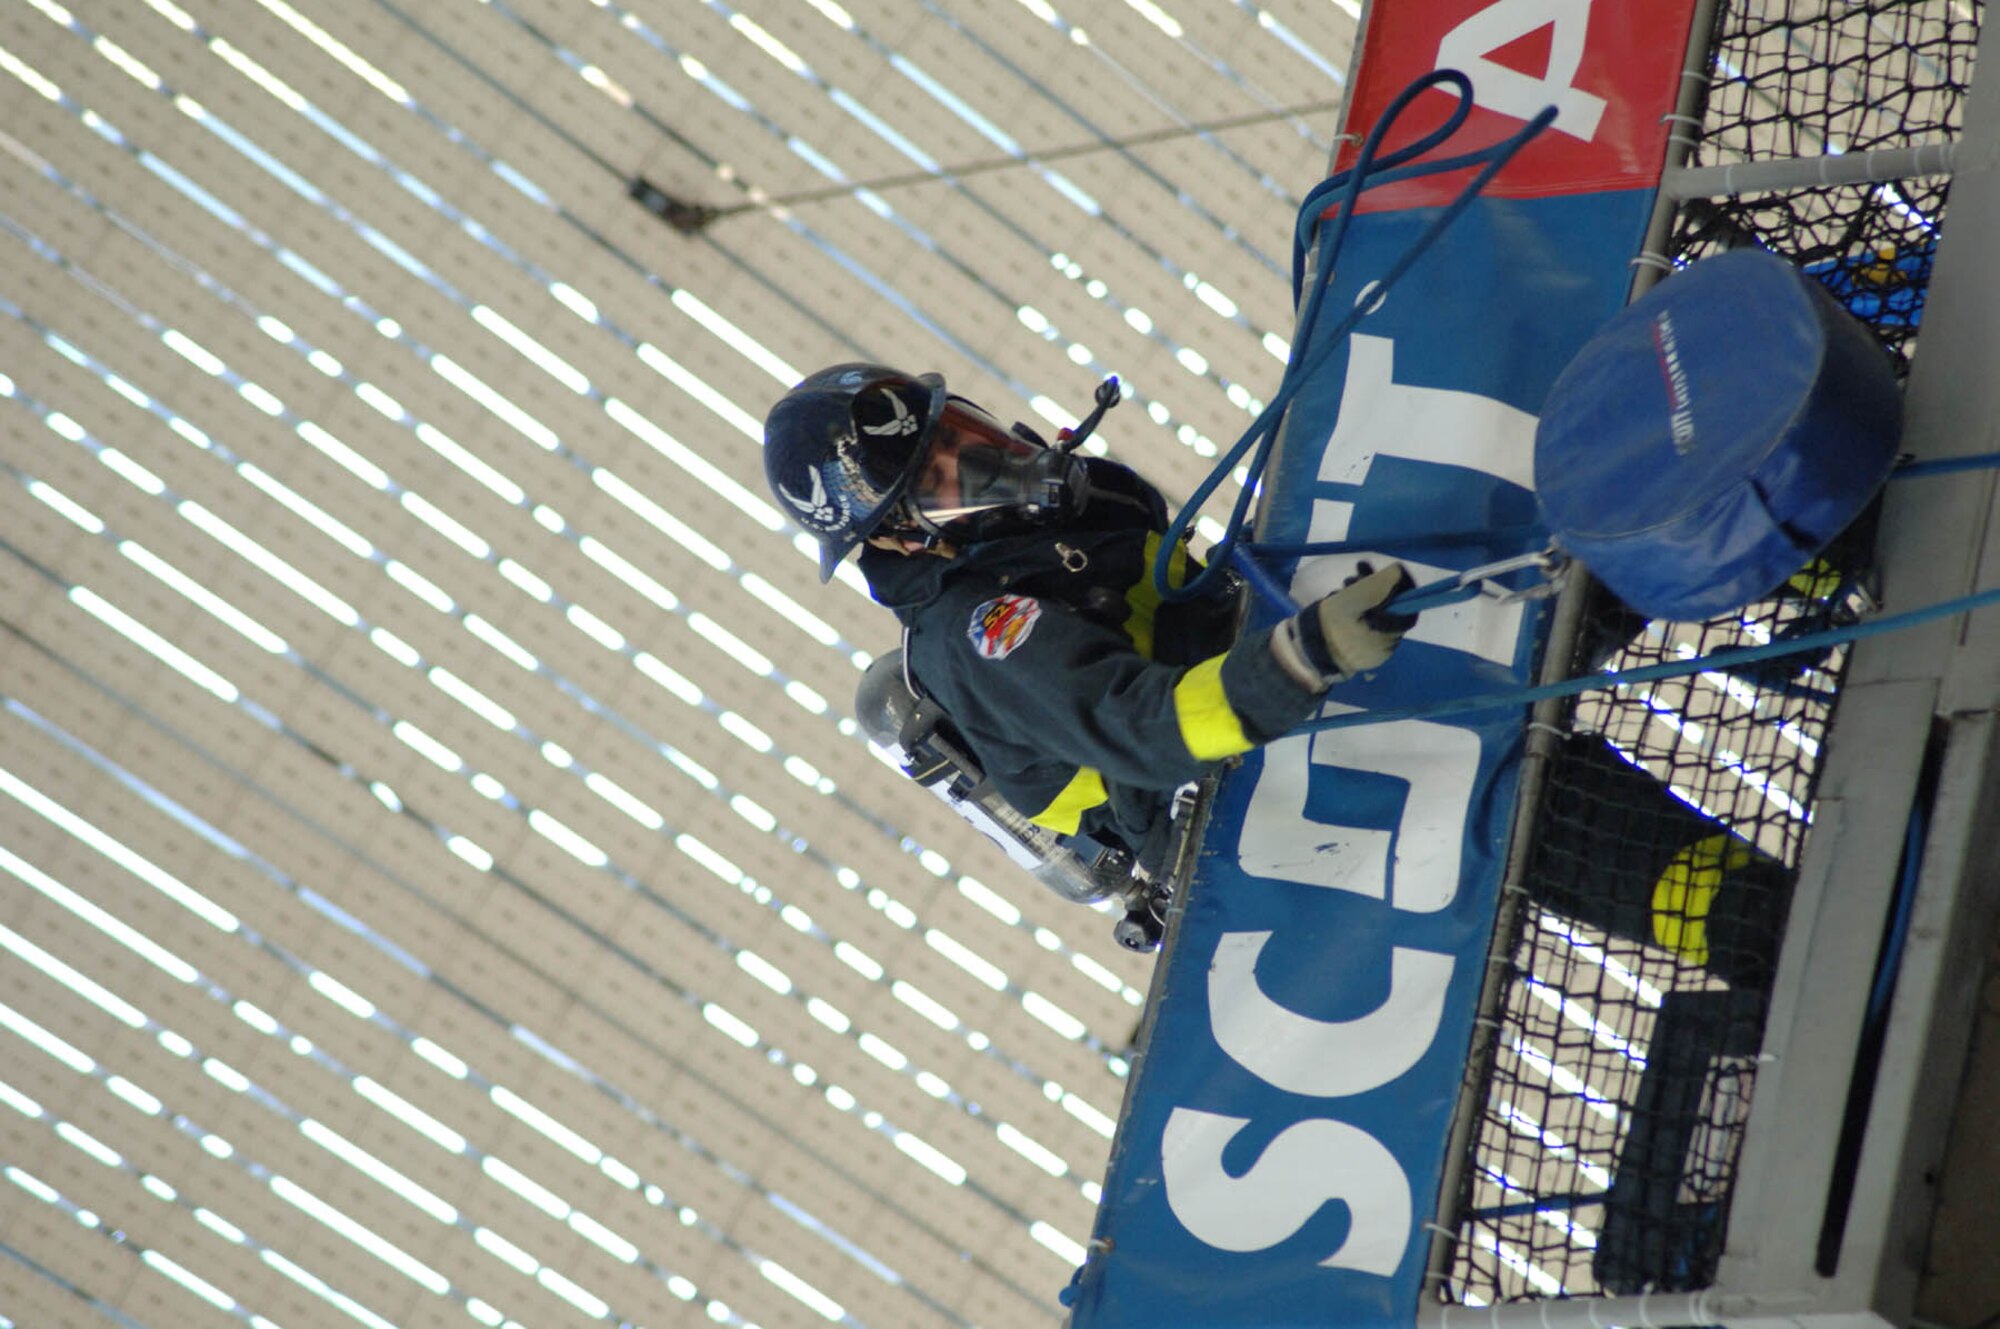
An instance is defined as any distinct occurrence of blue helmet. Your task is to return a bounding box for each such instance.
[763,363,947,581]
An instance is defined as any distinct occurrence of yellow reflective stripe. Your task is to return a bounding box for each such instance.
[1650,833,1753,964]
[1030,765,1108,834]
[1173,655,1253,761]
[1122,532,1189,660]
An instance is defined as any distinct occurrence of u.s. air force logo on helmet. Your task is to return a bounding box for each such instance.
[968,594,1041,660]
[777,462,846,534]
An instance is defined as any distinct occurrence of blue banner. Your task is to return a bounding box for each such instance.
[1068,184,1660,1326]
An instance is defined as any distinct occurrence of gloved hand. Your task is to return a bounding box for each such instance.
[1271,561,1418,688]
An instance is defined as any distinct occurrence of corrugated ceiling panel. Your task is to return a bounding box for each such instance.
[0,0,1357,1324]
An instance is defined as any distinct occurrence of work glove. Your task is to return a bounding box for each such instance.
[1271,561,1419,689]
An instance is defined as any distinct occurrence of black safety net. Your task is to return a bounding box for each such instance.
[1440,0,1982,1303]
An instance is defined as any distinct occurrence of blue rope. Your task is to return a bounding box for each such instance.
[1867,787,1928,1029]
[1892,449,2000,479]
[1466,1190,1601,1222]
[1151,71,1555,606]
[1300,582,2000,733]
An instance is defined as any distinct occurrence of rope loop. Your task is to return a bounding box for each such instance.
[1152,71,1556,608]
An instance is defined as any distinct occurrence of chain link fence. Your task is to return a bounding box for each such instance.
[1442,0,1983,1303]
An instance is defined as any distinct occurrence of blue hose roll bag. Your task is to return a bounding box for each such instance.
[1534,247,1902,622]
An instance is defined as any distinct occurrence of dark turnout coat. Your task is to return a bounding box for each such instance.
[859,459,1326,853]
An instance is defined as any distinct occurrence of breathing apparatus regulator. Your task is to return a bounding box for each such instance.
[883,374,1122,547]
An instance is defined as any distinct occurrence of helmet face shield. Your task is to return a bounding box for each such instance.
[902,402,1088,531]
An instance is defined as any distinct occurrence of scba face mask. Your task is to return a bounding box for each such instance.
[897,400,1091,536]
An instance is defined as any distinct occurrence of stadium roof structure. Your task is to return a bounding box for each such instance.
[0,3,1362,1325]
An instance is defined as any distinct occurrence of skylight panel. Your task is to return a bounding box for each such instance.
[1030,1221,1086,1264]
[633,652,703,706]
[427,354,559,450]
[0,924,147,1029]
[926,929,1010,991]
[584,772,665,830]
[601,398,785,531]
[798,0,856,29]
[201,1056,250,1096]
[481,1155,570,1220]
[1252,3,1354,76]
[427,667,517,732]
[251,0,411,104]
[632,343,768,443]
[528,809,609,867]
[1125,0,1184,39]
[717,711,773,753]
[0,43,64,101]
[356,1077,467,1153]
[729,13,809,75]
[1193,277,1239,319]
[807,998,852,1034]
[729,794,778,833]
[540,1267,611,1319]
[783,684,829,719]
[834,942,884,982]
[300,1119,461,1224]
[678,833,746,886]
[392,720,465,772]
[297,421,390,488]
[997,1122,1068,1176]
[892,981,960,1031]
[0,845,199,983]
[469,304,591,394]
[160,327,226,375]
[591,467,733,571]
[211,35,307,111]
[894,1131,966,1186]
[270,1174,454,1293]
[400,490,491,558]
[689,611,773,675]
[547,280,597,322]
[1041,170,1102,216]
[1020,992,1087,1041]
[178,500,359,625]
[413,423,527,505]
[565,603,628,651]
[668,287,799,384]
[734,950,794,995]
[891,55,1018,154]
[1060,1092,1115,1139]
[237,461,375,557]
[27,480,105,533]
[703,1002,761,1049]
[827,86,940,172]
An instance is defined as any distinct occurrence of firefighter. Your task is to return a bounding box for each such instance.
[761,362,1418,870]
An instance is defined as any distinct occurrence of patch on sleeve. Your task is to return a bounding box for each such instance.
[967,594,1042,660]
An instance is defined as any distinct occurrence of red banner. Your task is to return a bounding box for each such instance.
[1335,0,1698,210]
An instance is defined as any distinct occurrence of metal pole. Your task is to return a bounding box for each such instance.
[1662,139,1959,199]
